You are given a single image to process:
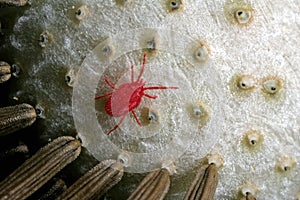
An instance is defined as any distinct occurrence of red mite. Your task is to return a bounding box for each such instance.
[95,53,178,135]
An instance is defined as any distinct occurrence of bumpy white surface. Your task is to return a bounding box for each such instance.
[10,0,300,199]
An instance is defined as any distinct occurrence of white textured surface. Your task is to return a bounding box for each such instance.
[9,0,300,199]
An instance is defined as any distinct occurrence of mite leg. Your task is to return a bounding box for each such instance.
[131,110,141,126]
[104,76,116,90]
[144,86,179,90]
[131,64,134,83]
[136,53,147,82]
[144,93,157,99]
[107,115,127,135]
[95,92,112,100]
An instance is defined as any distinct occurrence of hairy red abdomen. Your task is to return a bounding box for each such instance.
[105,82,144,117]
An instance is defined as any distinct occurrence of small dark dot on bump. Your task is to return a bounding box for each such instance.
[76,10,81,15]
[66,75,71,83]
[238,11,243,16]
[35,108,41,115]
[251,140,255,145]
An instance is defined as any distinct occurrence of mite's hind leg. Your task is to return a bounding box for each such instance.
[136,53,147,81]
[104,76,116,90]
[95,92,112,100]
[107,115,127,135]
[144,93,158,99]
[131,110,142,126]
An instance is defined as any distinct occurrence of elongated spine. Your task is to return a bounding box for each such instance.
[184,164,219,200]
[0,0,28,6]
[28,178,67,200]
[127,168,170,200]
[56,159,124,200]
[0,136,81,200]
[0,103,37,136]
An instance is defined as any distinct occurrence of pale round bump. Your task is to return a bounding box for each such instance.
[117,152,132,168]
[140,32,159,56]
[94,39,115,61]
[240,182,258,197]
[75,5,90,21]
[237,74,256,91]
[224,0,254,26]
[167,0,184,13]
[146,38,156,53]
[261,76,282,95]
[276,156,297,172]
[144,36,158,55]
[193,41,210,63]
[192,102,209,121]
[207,153,224,168]
[101,45,114,59]
[148,109,159,124]
[234,8,253,25]
[161,160,177,175]
[65,69,77,87]
[140,107,160,126]
[243,130,263,148]
[38,31,53,48]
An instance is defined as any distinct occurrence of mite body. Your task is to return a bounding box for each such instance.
[95,53,178,135]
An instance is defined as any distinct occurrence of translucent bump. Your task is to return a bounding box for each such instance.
[276,156,297,172]
[65,69,77,87]
[240,182,258,197]
[243,130,263,148]
[193,103,207,118]
[237,75,256,90]
[262,77,282,95]
[207,153,224,168]
[194,42,210,63]
[148,110,159,123]
[224,0,254,26]
[234,8,253,25]
[75,5,90,21]
[140,31,159,55]
[191,102,209,126]
[117,152,132,168]
[167,0,183,13]
[140,107,160,126]
[38,31,52,48]
[95,39,115,61]
[146,38,156,51]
